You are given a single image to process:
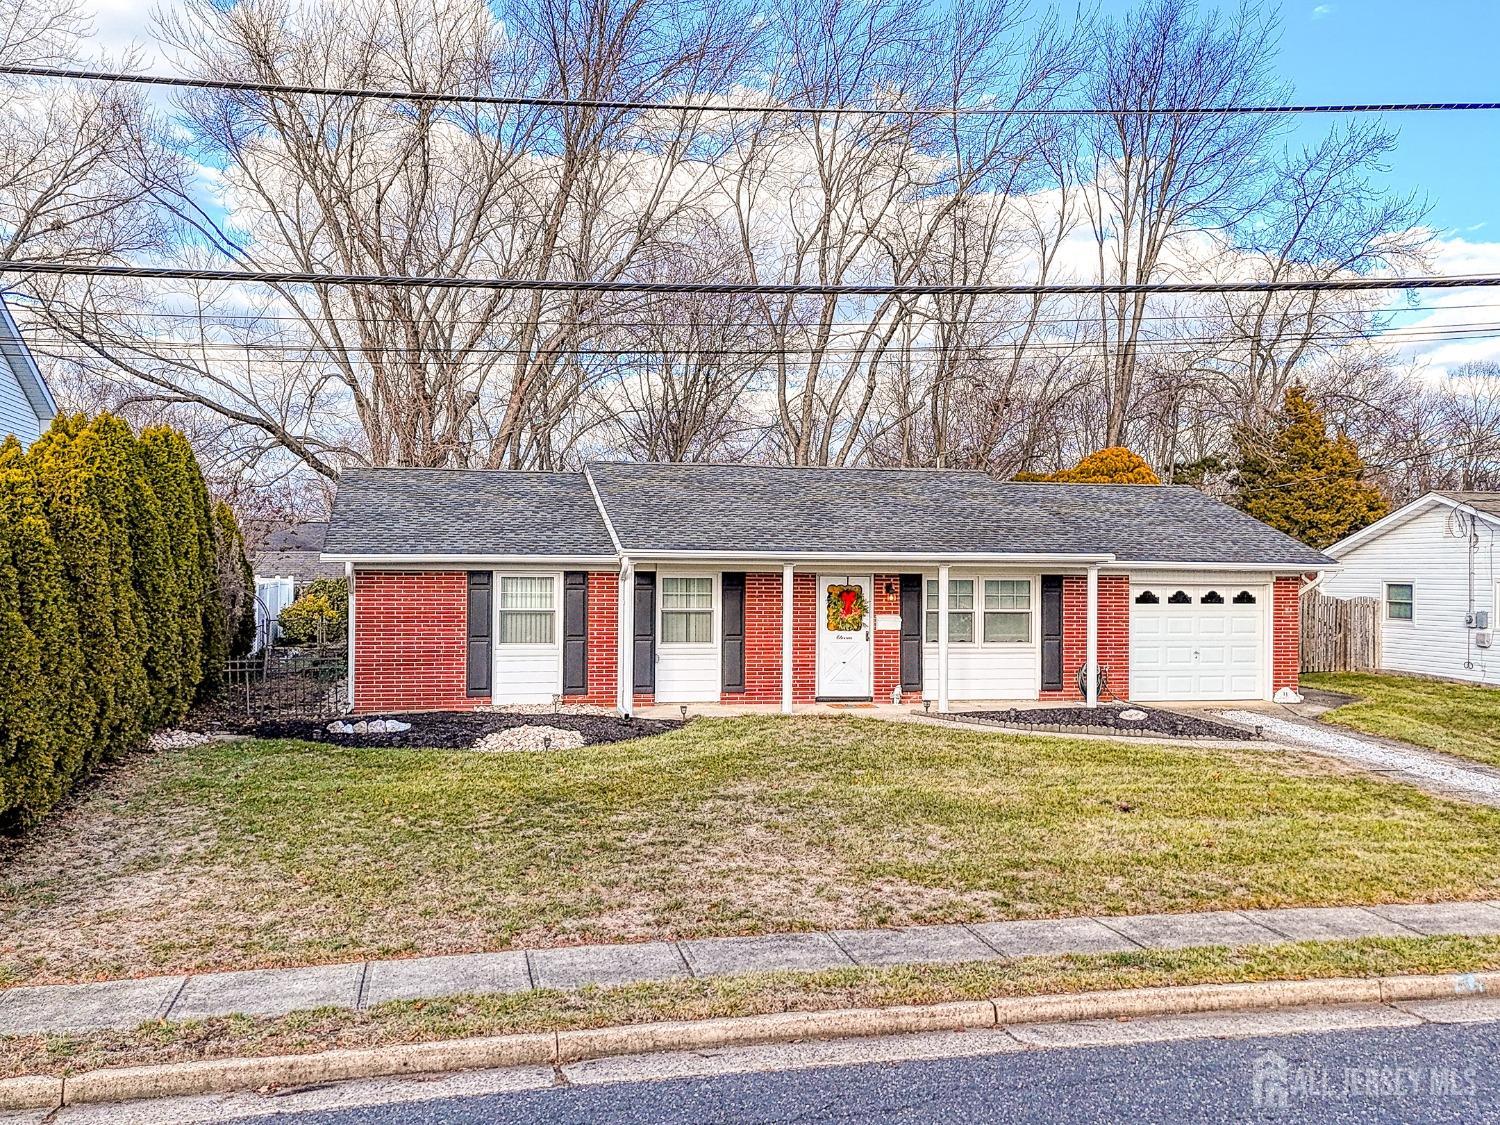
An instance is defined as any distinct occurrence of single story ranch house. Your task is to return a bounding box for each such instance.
[322,463,1333,715]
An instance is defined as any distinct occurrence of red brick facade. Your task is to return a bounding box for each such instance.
[353,571,478,713]
[563,572,618,706]
[1038,574,1131,702]
[354,566,1300,712]
[1273,575,1302,693]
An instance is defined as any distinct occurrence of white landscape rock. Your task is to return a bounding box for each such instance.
[1273,687,1304,704]
[1118,708,1148,722]
[148,729,228,750]
[327,718,411,735]
[473,725,586,753]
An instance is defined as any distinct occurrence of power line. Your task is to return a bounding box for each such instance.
[24,322,1500,364]
[13,296,1495,330]
[5,64,1500,117]
[6,259,1500,296]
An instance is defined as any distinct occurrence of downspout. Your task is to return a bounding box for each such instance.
[344,561,355,712]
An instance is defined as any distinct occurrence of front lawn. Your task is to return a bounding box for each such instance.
[5,715,1500,987]
[1303,672,1500,767]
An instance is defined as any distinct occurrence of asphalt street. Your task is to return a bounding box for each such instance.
[206,1018,1500,1124]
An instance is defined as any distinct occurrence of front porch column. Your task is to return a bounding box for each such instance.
[937,565,951,714]
[1085,563,1099,708]
[617,556,634,716]
[781,563,795,714]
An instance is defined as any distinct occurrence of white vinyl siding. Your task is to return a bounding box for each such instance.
[1323,505,1499,684]
[492,572,562,704]
[0,355,41,447]
[922,572,1039,701]
[654,570,720,703]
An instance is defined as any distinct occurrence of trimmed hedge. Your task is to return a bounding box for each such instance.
[278,576,348,645]
[0,414,244,830]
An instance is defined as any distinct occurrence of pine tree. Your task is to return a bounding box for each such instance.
[0,438,89,826]
[140,426,214,719]
[28,413,149,761]
[212,500,257,663]
[1235,385,1389,549]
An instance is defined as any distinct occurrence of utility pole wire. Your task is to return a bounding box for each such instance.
[3,64,1499,116]
[3,259,1499,295]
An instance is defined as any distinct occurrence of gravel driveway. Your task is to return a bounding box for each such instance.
[1222,710,1500,807]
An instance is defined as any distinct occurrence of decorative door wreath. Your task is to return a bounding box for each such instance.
[825,584,868,631]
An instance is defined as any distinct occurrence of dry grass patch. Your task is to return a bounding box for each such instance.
[4,715,1500,986]
[8,935,1500,1080]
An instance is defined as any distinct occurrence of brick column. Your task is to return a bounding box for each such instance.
[792,572,817,703]
[1040,574,1130,702]
[1273,575,1302,694]
[724,571,784,703]
[563,571,618,707]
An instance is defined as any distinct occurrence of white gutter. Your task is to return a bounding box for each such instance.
[322,553,620,566]
[616,550,1118,565]
[582,464,625,554]
[1108,560,1338,572]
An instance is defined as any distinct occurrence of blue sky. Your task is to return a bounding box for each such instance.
[1095,0,1500,237]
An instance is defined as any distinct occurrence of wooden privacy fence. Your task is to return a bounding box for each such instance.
[1300,591,1381,673]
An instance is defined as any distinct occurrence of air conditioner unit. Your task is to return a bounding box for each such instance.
[1478,630,1494,650]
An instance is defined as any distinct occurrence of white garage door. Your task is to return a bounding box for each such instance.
[1129,584,1266,701]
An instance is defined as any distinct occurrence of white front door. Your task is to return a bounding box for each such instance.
[1129,583,1266,701]
[817,574,873,699]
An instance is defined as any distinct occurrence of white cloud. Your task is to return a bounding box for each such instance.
[1311,5,1336,20]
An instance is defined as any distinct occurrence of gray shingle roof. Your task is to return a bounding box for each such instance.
[1439,491,1500,520]
[323,469,616,558]
[585,463,1333,566]
[323,462,1334,567]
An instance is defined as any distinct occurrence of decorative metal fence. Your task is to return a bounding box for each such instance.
[223,645,349,721]
[1300,591,1381,673]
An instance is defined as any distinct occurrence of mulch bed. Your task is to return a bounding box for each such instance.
[947,704,1261,741]
[189,709,681,748]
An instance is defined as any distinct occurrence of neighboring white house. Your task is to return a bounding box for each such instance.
[0,296,56,447]
[1322,492,1500,685]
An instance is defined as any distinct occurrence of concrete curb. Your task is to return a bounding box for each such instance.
[5,971,1497,1111]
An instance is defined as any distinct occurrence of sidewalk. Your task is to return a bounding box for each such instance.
[6,900,1500,1038]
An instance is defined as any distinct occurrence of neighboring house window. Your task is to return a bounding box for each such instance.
[1386,583,1415,621]
[661,576,713,643]
[983,579,1031,642]
[925,579,975,643]
[498,576,555,644]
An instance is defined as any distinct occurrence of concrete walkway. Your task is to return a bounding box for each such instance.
[1221,710,1500,807]
[6,900,1500,1038]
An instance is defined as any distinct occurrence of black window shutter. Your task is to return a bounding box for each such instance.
[721,572,746,693]
[1041,575,1064,692]
[633,571,656,693]
[562,571,589,695]
[899,574,923,693]
[466,571,492,697]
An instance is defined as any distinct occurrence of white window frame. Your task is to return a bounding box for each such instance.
[496,572,559,646]
[926,577,976,645]
[925,574,1040,647]
[982,578,1033,644]
[1385,581,1415,623]
[659,573,717,646]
